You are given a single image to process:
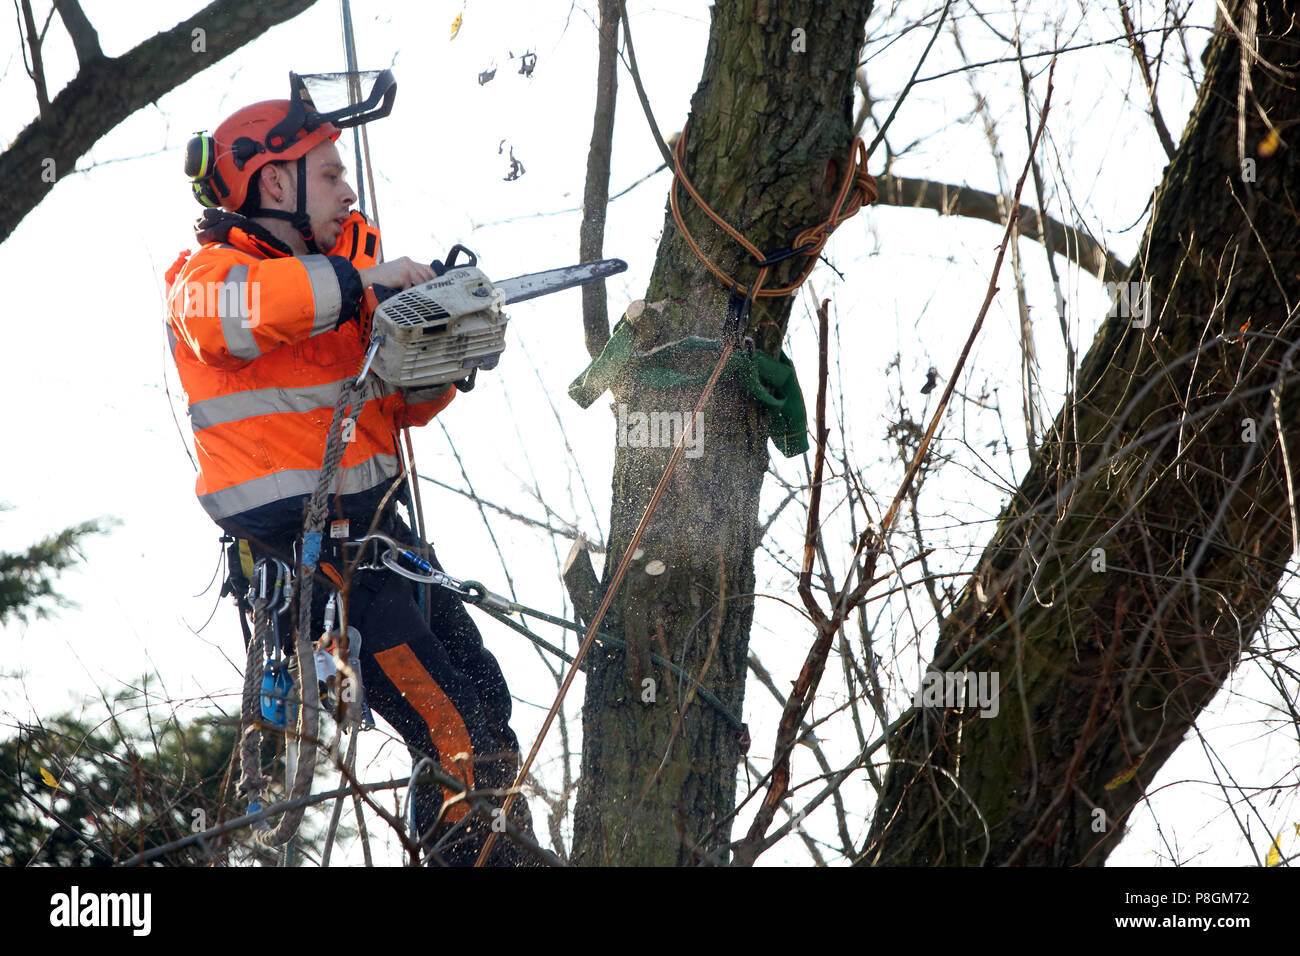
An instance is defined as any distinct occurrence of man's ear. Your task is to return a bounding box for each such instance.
[260,162,294,206]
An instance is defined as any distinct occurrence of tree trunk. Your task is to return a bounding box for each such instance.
[864,0,1300,866]
[571,0,873,866]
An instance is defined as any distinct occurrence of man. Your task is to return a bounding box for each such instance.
[164,80,537,865]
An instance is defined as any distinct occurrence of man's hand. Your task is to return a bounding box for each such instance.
[358,257,437,291]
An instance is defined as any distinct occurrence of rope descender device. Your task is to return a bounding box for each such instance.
[250,557,296,729]
[725,282,759,359]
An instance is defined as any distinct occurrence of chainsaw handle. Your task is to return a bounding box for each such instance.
[431,244,478,276]
[360,283,401,341]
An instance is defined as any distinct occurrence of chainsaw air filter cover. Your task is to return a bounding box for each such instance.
[368,266,508,389]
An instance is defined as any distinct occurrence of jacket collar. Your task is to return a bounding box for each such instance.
[194,209,295,257]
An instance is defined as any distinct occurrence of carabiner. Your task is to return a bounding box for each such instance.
[274,558,294,615]
[251,558,283,611]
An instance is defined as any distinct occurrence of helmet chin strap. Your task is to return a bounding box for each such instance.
[251,156,321,253]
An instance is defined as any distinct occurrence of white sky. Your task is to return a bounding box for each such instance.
[2,0,1294,867]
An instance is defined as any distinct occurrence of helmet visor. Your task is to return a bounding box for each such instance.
[264,70,397,152]
[297,70,397,129]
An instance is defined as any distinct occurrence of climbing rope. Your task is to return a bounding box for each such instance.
[237,373,363,849]
[668,122,877,298]
[479,321,743,865]
[237,593,272,811]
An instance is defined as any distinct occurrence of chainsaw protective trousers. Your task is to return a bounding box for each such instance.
[254,540,538,866]
[342,560,537,865]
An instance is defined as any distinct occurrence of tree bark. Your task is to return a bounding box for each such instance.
[864,0,1300,866]
[0,0,321,242]
[572,0,873,866]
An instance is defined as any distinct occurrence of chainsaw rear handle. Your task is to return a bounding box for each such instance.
[357,245,475,339]
[360,243,479,338]
[359,283,400,341]
[430,244,477,276]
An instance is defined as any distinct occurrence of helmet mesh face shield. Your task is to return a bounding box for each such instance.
[296,70,397,129]
[264,70,397,148]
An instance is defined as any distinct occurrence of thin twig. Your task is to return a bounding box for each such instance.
[866,0,953,160]
[1117,0,1177,157]
[618,0,674,167]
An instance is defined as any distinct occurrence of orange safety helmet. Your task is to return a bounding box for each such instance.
[185,71,396,249]
[202,100,340,213]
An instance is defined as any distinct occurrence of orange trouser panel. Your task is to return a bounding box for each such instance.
[373,643,476,824]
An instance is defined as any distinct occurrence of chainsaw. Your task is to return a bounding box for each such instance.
[359,245,627,390]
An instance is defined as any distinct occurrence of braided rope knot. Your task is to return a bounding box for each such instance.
[669,124,877,300]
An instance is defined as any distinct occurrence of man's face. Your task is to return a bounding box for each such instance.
[264,140,357,251]
[302,140,358,251]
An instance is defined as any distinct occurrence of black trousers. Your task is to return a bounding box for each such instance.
[247,537,537,866]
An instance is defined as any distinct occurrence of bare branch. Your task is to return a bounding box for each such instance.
[1,0,322,241]
[874,171,1128,283]
[579,0,620,359]
[17,0,51,122]
[53,0,102,66]
[1117,0,1178,157]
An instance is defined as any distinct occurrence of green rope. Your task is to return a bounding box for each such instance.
[568,318,810,457]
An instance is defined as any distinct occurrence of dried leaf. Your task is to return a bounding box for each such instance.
[39,766,61,790]
[1266,831,1282,867]
[450,12,463,40]
[1260,128,1281,158]
[1104,755,1144,791]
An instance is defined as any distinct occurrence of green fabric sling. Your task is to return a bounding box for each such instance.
[568,318,809,458]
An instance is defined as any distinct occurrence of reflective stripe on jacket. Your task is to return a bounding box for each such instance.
[165,210,455,536]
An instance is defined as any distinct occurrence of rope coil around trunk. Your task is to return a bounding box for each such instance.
[668,123,877,298]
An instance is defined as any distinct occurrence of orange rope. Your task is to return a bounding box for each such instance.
[474,279,764,867]
[668,123,877,298]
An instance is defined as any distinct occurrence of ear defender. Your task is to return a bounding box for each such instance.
[190,179,221,207]
[184,134,216,179]
[185,134,223,208]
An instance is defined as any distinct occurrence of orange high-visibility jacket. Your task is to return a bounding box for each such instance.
[165,210,454,539]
